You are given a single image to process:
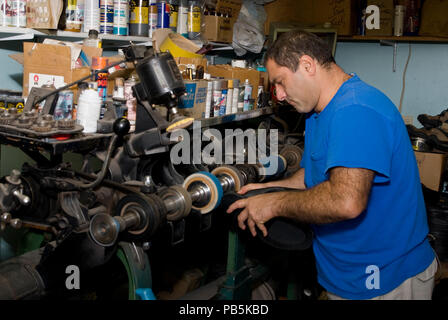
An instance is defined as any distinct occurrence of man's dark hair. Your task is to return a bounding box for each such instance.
[265,29,336,72]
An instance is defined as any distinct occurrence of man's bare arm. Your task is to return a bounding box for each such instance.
[239,167,306,194]
[277,167,374,224]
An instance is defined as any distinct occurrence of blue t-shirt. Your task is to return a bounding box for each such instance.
[300,74,434,299]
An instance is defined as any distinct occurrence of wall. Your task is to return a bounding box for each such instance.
[335,41,448,125]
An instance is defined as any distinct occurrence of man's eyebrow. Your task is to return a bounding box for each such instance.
[270,77,280,84]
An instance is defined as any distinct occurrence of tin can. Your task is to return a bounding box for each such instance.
[92,56,109,104]
[129,0,149,36]
[0,0,11,26]
[212,80,222,118]
[157,0,170,29]
[54,90,74,120]
[168,0,178,31]
[100,0,114,34]
[113,0,129,35]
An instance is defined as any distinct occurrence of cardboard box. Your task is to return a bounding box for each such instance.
[174,56,208,75]
[419,0,448,37]
[22,42,102,100]
[414,151,448,192]
[178,80,209,119]
[202,15,233,43]
[206,65,265,101]
[365,0,394,36]
[216,0,242,25]
[264,0,357,36]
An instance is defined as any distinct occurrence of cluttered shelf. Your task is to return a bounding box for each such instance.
[0,26,153,44]
[338,35,448,43]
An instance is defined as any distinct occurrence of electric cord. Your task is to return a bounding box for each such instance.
[399,43,412,113]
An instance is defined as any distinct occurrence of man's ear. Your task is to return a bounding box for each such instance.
[299,55,316,75]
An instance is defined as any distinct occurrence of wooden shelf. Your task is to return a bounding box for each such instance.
[338,35,448,43]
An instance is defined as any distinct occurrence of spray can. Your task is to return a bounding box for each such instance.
[212,80,222,118]
[113,0,128,35]
[204,80,213,119]
[226,80,233,115]
[99,0,114,34]
[91,56,109,119]
[167,0,178,32]
[129,0,149,36]
[187,0,200,39]
[243,79,252,111]
[83,0,100,32]
[176,0,188,37]
[157,0,170,29]
[219,80,228,116]
[9,0,26,27]
[148,0,158,38]
[231,79,239,114]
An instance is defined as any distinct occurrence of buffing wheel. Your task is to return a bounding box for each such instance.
[182,171,223,214]
[211,165,245,192]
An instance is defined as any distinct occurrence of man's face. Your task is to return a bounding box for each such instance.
[266,58,319,114]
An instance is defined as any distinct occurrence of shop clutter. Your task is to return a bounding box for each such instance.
[0,0,242,41]
[4,28,270,136]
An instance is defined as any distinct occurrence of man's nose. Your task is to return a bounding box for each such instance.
[275,85,286,101]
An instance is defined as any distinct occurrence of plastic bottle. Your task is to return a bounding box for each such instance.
[76,87,102,133]
[83,0,100,32]
[99,0,114,34]
[65,0,84,31]
[113,0,128,35]
[176,0,188,37]
[148,0,158,38]
[83,29,102,48]
[187,0,200,40]
[129,0,149,36]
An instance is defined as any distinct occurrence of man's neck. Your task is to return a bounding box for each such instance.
[315,65,351,113]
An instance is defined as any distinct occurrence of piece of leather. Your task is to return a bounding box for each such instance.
[221,187,313,251]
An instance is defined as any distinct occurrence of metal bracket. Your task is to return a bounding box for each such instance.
[380,40,398,73]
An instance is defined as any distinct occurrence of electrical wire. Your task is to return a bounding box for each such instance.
[399,43,412,113]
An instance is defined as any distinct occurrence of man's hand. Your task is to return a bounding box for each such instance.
[227,192,282,237]
[238,183,269,195]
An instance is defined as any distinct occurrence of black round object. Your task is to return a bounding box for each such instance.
[135,51,185,107]
[113,118,130,136]
[222,187,313,251]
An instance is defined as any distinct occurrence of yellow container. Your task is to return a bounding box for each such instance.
[159,32,203,59]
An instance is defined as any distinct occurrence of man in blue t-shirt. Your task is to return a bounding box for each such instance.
[227,30,436,300]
